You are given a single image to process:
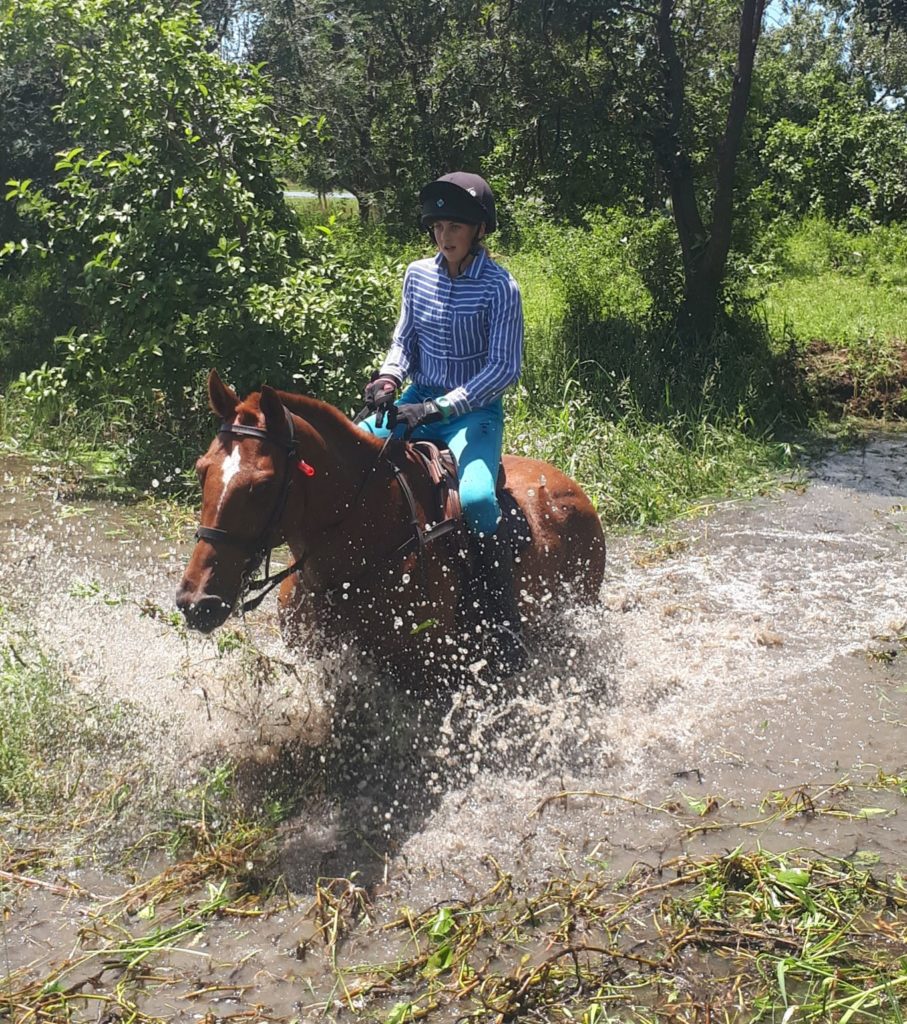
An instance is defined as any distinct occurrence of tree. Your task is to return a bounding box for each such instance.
[856,0,907,34]
[244,0,485,226]
[245,0,777,334]
[644,0,767,340]
[2,0,397,482]
[746,1,907,224]
[0,0,72,244]
[244,0,656,229]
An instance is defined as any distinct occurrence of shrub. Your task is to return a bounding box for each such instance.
[0,265,80,381]
[755,105,907,226]
[1,0,399,482]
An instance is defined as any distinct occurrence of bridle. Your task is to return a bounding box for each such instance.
[195,408,309,614]
[195,404,462,617]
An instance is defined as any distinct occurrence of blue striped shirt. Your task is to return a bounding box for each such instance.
[380,249,523,416]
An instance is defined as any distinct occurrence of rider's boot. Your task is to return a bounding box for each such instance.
[473,525,527,674]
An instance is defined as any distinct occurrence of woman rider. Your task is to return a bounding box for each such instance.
[359,171,524,659]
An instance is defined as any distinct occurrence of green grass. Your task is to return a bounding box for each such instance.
[763,271,907,347]
[0,638,61,807]
[284,193,360,225]
[499,246,567,335]
[506,383,795,527]
[0,618,150,816]
[0,628,106,809]
[759,217,907,349]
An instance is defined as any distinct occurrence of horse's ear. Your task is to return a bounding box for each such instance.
[208,369,239,420]
[259,385,288,438]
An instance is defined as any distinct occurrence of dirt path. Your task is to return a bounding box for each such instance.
[0,436,905,1019]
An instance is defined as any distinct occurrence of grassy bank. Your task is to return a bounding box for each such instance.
[759,218,907,420]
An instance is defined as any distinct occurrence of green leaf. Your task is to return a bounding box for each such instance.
[427,907,454,941]
[410,618,438,636]
[386,1003,414,1024]
[424,942,453,974]
[772,869,810,887]
[852,850,881,866]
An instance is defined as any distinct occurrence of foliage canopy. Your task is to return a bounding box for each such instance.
[1,0,396,477]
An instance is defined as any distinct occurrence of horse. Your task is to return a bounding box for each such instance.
[176,370,606,676]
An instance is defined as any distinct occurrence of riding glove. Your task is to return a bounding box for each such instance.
[364,373,399,428]
[395,400,444,435]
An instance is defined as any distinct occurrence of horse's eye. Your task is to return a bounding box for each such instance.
[246,476,273,496]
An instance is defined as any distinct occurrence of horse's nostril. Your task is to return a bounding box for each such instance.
[177,592,232,632]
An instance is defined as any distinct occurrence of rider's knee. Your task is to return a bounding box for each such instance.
[357,416,391,438]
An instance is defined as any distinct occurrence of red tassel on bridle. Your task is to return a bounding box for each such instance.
[297,459,316,477]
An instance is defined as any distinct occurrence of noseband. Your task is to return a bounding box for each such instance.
[195,409,309,613]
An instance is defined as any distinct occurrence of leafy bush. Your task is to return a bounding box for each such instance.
[4,0,298,389]
[755,105,907,226]
[0,265,80,380]
[1,0,398,482]
[244,236,399,406]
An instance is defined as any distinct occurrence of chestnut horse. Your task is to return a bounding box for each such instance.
[176,371,606,674]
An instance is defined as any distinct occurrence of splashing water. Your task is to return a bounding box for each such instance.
[0,438,906,899]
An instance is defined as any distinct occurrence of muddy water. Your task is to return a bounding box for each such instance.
[1,437,906,1019]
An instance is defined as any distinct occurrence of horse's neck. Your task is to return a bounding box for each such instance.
[280,392,380,475]
[280,393,396,544]
[277,396,439,585]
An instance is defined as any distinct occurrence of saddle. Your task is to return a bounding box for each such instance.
[393,439,531,556]
[405,439,463,542]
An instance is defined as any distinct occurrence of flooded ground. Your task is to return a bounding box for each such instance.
[0,435,905,1020]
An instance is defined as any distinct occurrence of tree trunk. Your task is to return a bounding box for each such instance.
[654,0,766,342]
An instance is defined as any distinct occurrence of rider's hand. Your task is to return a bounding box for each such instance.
[395,400,443,436]
[364,374,399,429]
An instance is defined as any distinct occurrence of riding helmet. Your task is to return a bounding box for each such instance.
[419,172,497,234]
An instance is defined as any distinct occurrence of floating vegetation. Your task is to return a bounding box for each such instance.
[2,843,906,1023]
[319,849,907,1024]
[2,767,906,1022]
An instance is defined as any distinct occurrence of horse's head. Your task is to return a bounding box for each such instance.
[176,369,310,632]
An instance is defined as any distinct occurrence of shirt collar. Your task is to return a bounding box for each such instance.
[463,248,487,278]
[433,247,487,279]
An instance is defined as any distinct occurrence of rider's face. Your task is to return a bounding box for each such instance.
[431,219,485,272]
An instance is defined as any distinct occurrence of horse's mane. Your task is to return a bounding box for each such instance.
[226,383,383,461]
[275,388,383,452]
[274,389,351,427]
